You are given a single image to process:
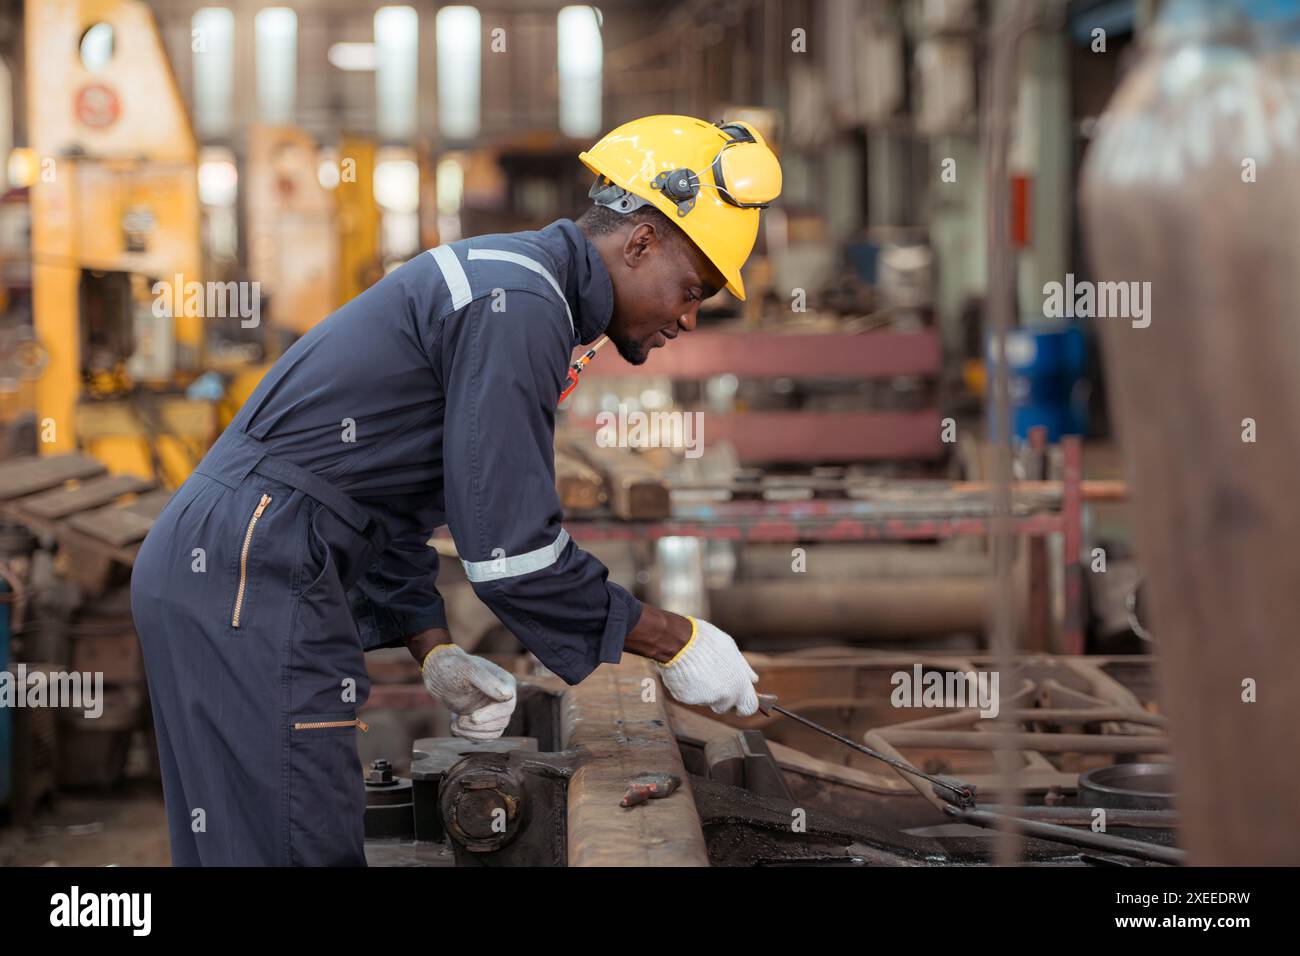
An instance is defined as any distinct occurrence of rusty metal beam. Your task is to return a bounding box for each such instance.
[947,807,1186,865]
[562,508,1067,544]
[708,578,990,638]
[572,411,945,464]
[561,658,709,867]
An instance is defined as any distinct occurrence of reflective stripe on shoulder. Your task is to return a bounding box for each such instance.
[428,245,472,310]
[467,247,575,336]
[461,528,572,583]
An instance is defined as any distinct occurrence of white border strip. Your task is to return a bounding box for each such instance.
[461,528,572,583]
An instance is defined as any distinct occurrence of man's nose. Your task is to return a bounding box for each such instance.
[678,306,698,332]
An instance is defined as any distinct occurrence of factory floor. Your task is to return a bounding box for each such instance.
[1,729,171,867]
[0,782,171,867]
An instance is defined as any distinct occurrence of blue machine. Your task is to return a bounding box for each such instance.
[986,324,1088,442]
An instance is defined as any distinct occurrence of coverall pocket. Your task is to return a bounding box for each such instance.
[302,505,335,597]
[286,711,368,866]
[301,501,377,597]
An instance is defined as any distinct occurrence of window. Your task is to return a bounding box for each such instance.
[328,42,377,72]
[435,154,465,243]
[0,58,11,176]
[192,8,234,138]
[374,151,421,260]
[557,6,602,138]
[255,7,297,125]
[436,6,481,140]
[79,23,115,72]
[375,7,419,141]
[197,146,239,261]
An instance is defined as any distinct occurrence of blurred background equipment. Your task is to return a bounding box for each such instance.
[25,0,209,486]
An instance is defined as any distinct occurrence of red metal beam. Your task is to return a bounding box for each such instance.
[561,513,1066,544]
[572,410,945,464]
[579,329,942,380]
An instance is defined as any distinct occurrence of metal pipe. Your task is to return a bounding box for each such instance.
[879,729,1169,754]
[861,729,953,815]
[738,543,990,580]
[884,707,1168,731]
[708,578,990,638]
[982,805,1179,829]
[947,807,1186,865]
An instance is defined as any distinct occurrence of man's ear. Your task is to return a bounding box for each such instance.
[622,222,658,267]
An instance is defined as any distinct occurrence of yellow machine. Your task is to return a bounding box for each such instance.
[26,0,209,486]
[335,136,381,307]
[225,127,382,429]
[22,1,384,487]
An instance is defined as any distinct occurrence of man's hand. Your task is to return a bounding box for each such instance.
[419,643,517,741]
[655,617,759,716]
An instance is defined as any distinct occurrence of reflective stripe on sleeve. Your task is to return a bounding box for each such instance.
[460,528,572,583]
[428,245,472,309]
[467,247,575,336]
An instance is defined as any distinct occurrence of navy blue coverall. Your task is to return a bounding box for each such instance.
[130,219,642,865]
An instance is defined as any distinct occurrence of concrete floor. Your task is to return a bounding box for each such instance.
[0,780,171,867]
[0,704,436,867]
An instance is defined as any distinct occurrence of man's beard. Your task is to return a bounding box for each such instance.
[610,331,650,366]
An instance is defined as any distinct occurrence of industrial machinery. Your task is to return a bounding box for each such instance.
[361,655,1180,867]
[25,0,210,486]
[19,1,384,487]
[223,126,383,427]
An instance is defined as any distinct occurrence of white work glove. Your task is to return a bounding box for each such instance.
[656,617,759,716]
[420,643,517,741]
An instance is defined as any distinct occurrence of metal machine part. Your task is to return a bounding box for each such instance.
[436,749,571,864]
[1078,763,1176,812]
[363,656,1181,867]
[757,692,976,808]
[362,759,415,840]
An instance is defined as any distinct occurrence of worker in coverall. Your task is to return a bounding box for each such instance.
[130,115,784,865]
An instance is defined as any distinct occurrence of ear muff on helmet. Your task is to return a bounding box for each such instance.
[710,121,782,209]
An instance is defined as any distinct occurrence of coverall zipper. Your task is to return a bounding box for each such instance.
[231,493,272,627]
[293,719,370,732]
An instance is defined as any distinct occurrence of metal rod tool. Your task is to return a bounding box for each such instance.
[756,693,977,808]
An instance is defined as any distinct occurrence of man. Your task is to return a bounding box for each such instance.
[130,115,783,865]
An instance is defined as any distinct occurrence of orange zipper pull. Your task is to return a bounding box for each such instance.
[558,335,610,405]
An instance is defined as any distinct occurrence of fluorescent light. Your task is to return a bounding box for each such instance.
[375,7,418,139]
[436,6,481,139]
[193,8,234,138]
[255,7,297,125]
[328,42,377,72]
[558,6,602,138]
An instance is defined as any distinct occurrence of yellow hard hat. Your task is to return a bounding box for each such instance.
[578,115,782,300]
